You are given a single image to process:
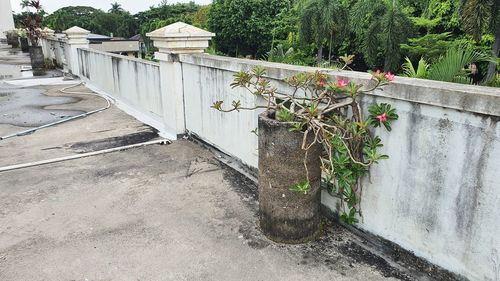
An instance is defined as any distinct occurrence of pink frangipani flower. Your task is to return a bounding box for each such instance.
[384,72,395,81]
[376,112,388,123]
[338,79,348,87]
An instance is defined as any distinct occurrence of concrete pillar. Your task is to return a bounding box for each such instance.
[147,22,215,138]
[64,26,90,75]
[0,0,15,41]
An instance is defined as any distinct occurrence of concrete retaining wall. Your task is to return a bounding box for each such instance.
[73,47,500,280]
[41,37,70,70]
[179,54,500,281]
[77,48,170,137]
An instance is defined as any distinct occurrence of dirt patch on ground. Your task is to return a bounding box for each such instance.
[68,128,159,153]
[218,153,465,281]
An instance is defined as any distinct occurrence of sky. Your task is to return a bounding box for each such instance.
[10,0,212,14]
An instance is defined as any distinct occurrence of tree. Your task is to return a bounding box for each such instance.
[423,0,461,34]
[460,0,499,81]
[14,10,46,28]
[271,2,299,41]
[400,32,454,62]
[93,11,138,38]
[350,0,414,71]
[44,6,102,32]
[190,5,211,30]
[299,0,348,64]
[21,0,43,46]
[109,2,124,14]
[208,0,290,57]
[44,6,137,38]
[136,2,199,35]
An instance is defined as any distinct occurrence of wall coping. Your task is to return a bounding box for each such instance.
[45,37,67,43]
[179,53,500,117]
[79,48,160,67]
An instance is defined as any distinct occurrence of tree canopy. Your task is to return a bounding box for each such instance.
[299,0,348,63]
[13,0,499,85]
[44,5,137,38]
[208,0,292,57]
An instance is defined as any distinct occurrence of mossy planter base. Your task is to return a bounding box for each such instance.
[258,111,322,244]
[259,212,322,244]
[29,46,45,70]
[6,35,19,48]
[20,38,29,52]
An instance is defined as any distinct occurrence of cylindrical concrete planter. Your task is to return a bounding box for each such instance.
[29,46,45,70]
[7,34,19,48]
[20,38,29,52]
[258,111,322,244]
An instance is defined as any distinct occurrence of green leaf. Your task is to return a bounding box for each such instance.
[211,101,224,110]
[276,109,294,122]
[289,181,311,195]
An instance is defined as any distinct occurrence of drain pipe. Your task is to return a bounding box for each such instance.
[0,82,113,140]
[0,139,171,173]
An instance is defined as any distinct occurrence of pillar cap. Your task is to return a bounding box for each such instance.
[64,26,90,35]
[146,22,215,55]
[42,27,54,33]
[41,27,55,38]
[64,26,90,44]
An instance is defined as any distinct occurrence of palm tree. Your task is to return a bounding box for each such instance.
[299,0,348,64]
[460,0,499,82]
[351,0,413,71]
[109,2,124,14]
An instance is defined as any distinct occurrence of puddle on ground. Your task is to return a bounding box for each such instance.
[0,87,84,127]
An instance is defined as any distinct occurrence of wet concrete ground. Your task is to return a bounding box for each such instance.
[0,82,153,166]
[0,46,32,80]
[0,86,84,127]
[0,45,62,80]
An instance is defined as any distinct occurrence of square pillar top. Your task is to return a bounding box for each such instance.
[41,27,55,38]
[146,22,215,55]
[64,26,90,44]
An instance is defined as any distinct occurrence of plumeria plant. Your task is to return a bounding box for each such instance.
[21,0,43,47]
[212,67,398,224]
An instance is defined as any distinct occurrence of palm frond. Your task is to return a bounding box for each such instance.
[427,48,487,84]
[402,57,429,78]
[402,57,417,77]
[416,57,430,78]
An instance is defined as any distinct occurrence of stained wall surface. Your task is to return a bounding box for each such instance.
[73,47,500,281]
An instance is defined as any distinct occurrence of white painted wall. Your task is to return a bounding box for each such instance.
[182,62,262,167]
[77,48,172,138]
[42,38,69,70]
[179,54,500,281]
[350,95,499,281]
[0,0,15,39]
